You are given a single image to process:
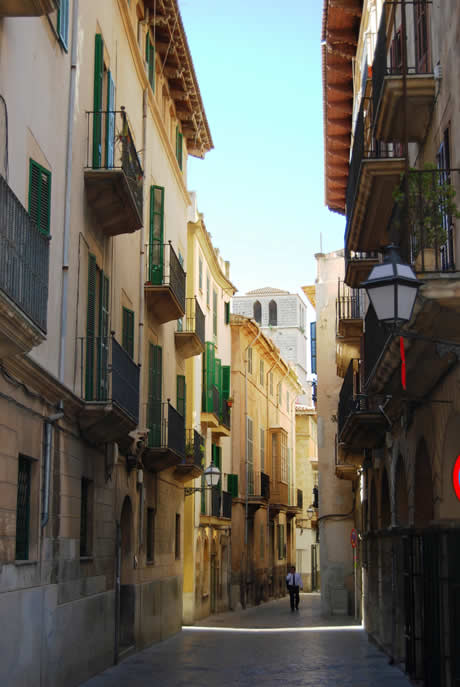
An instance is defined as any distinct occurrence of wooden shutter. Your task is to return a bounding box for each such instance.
[29,159,51,235]
[97,274,110,401]
[222,366,230,400]
[58,0,70,50]
[148,344,162,447]
[93,34,104,169]
[149,185,164,285]
[177,375,186,417]
[215,358,222,415]
[227,474,238,498]
[106,71,115,168]
[225,301,230,324]
[85,254,97,400]
[204,342,215,412]
[122,307,135,358]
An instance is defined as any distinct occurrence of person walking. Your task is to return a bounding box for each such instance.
[286,565,303,612]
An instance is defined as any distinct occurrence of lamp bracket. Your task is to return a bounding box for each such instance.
[184,486,215,497]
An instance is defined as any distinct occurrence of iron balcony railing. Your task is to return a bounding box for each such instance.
[336,279,367,334]
[372,1,433,126]
[184,428,204,469]
[364,306,389,388]
[0,175,50,332]
[297,489,303,510]
[145,241,186,313]
[222,491,232,518]
[202,383,220,415]
[211,488,221,517]
[85,108,143,221]
[388,167,459,273]
[146,400,185,457]
[248,470,270,499]
[338,358,363,437]
[178,297,205,346]
[220,399,231,429]
[77,335,140,422]
[345,250,380,277]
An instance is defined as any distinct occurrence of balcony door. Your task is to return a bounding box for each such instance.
[85,254,110,402]
[414,1,430,73]
[148,344,162,447]
[149,186,164,285]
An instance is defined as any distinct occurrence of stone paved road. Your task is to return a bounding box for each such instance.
[81,594,411,687]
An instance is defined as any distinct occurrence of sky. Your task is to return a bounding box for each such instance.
[178,0,346,298]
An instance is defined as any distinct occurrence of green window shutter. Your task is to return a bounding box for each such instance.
[176,126,183,170]
[29,159,51,235]
[224,301,230,325]
[148,185,165,285]
[85,254,97,400]
[227,474,238,498]
[177,375,186,417]
[146,35,155,91]
[93,34,104,169]
[148,344,162,447]
[58,0,69,50]
[122,307,135,358]
[97,273,110,401]
[222,366,230,401]
[310,321,317,374]
[204,342,215,412]
[215,358,222,415]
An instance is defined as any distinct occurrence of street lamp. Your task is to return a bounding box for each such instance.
[184,461,221,496]
[307,506,314,519]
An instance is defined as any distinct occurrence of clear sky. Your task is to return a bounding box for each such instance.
[178,0,346,297]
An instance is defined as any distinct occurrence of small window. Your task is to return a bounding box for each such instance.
[175,513,181,560]
[225,301,230,325]
[122,307,135,358]
[146,508,155,562]
[80,478,93,557]
[177,375,186,417]
[199,256,203,291]
[260,428,265,471]
[247,347,253,374]
[269,300,277,326]
[16,456,32,561]
[253,300,262,324]
[145,31,155,91]
[259,359,264,386]
[57,0,70,50]
[206,275,210,308]
[29,159,51,235]
[269,372,273,396]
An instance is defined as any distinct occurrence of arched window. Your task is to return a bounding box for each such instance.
[269,300,277,326]
[253,300,262,323]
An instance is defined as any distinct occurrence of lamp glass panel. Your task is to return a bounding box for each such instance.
[369,263,394,280]
[367,283,396,321]
[204,464,221,487]
[396,284,418,321]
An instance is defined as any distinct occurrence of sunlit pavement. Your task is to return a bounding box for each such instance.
[81,593,411,686]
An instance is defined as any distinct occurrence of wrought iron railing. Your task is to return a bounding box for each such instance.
[222,491,232,518]
[145,241,186,313]
[0,175,50,332]
[77,335,140,422]
[248,471,270,499]
[184,428,204,468]
[179,297,205,346]
[146,400,185,457]
[345,250,380,278]
[85,108,143,221]
[372,2,433,125]
[297,489,303,509]
[202,383,220,415]
[364,305,389,388]
[219,400,231,429]
[338,359,361,437]
[336,279,367,333]
[211,488,221,517]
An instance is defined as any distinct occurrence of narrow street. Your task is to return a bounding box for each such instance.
[81,594,412,687]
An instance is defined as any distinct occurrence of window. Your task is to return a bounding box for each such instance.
[227,474,239,497]
[247,347,253,374]
[122,307,135,358]
[225,301,230,325]
[260,428,265,471]
[278,383,282,407]
[260,524,265,560]
[148,186,165,284]
[271,433,277,477]
[86,255,110,402]
[57,0,69,50]
[175,514,180,559]
[175,125,183,170]
[414,0,429,72]
[147,508,155,562]
[437,129,454,271]
[80,478,93,557]
[16,456,32,561]
[145,31,155,91]
[247,418,254,495]
[177,375,186,417]
[259,359,264,386]
[280,433,287,483]
[277,524,285,560]
[213,289,218,340]
[29,159,51,235]
[310,322,317,374]
[206,274,210,308]
[148,344,163,446]
[199,255,203,291]
[269,372,273,396]
[253,300,261,324]
[268,299,277,326]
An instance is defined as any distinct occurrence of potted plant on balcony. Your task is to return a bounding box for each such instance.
[392,163,460,271]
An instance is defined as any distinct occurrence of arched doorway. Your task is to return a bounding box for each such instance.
[119,496,134,649]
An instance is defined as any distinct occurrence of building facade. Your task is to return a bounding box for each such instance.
[230,315,302,608]
[323,1,460,684]
[0,1,212,684]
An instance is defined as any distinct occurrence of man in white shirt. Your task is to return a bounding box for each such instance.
[286,565,303,611]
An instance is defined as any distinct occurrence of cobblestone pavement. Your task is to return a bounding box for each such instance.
[81,594,412,687]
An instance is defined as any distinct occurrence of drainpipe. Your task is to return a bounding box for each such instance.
[58,0,79,383]
[41,410,64,528]
[138,89,148,426]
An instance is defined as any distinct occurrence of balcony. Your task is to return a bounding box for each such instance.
[336,280,366,377]
[338,358,386,451]
[84,109,143,237]
[143,401,185,472]
[248,471,270,513]
[345,250,380,288]
[144,242,186,324]
[210,399,231,438]
[0,0,59,16]
[201,383,220,428]
[372,3,435,144]
[345,99,405,255]
[173,428,204,483]
[77,336,140,447]
[175,297,205,359]
[0,175,49,357]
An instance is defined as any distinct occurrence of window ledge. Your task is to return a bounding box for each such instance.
[15,560,38,567]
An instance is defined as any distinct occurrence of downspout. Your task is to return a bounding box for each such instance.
[41,411,64,528]
[138,89,148,425]
[58,0,79,383]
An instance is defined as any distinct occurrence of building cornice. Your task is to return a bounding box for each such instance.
[189,219,237,295]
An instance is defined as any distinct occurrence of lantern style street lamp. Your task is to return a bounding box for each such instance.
[184,461,221,496]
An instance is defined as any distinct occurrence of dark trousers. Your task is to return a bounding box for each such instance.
[288,585,300,610]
